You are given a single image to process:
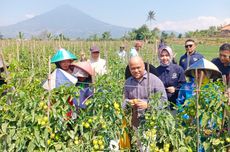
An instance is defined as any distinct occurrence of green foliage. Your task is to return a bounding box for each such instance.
[138,94,189,151]
[177,81,229,151]
[0,40,228,151]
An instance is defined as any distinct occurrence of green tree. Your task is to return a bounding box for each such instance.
[18,31,24,40]
[185,31,193,38]
[169,32,176,39]
[47,32,52,40]
[135,24,151,40]
[146,10,156,29]
[161,31,168,40]
[126,31,137,40]
[178,33,183,38]
[88,34,100,41]
[101,31,111,40]
[0,33,3,39]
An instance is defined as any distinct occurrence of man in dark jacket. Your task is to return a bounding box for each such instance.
[211,43,230,78]
[179,39,204,70]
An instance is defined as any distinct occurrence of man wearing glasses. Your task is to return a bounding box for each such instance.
[179,39,204,70]
[212,43,230,77]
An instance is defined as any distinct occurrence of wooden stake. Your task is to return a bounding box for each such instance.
[16,40,20,62]
[195,69,204,152]
[47,56,51,119]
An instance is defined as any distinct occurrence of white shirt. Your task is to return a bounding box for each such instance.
[89,58,107,75]
[118,50,127,59]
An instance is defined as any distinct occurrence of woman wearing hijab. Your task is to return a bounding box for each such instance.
[156,46,186,109]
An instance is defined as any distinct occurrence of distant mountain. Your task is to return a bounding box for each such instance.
[0,5,131,39]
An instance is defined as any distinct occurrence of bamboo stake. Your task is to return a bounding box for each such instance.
[147,60,150,99]
[16,40,20,62]
[30,40,34,71]
[104,41,108,72]
[195,69,204,152]
[47,56,51,119]
[221,75,227,130]
[186,52,190,70]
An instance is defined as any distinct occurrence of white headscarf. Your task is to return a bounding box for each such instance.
[158,45,173,66]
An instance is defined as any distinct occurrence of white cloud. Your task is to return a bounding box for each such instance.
[25,13,35,19]
[155,16,230,33]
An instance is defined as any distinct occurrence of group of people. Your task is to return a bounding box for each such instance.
[122,40,229,126]
[0,37,228,151]
[121,40,229,151]
[43,40,229,122]
[42,45,108,117]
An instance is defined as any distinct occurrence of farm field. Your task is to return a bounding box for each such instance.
[0,39,229,151]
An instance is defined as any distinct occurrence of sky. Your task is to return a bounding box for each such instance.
[1,0,230,33]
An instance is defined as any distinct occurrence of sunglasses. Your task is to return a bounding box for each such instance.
[185,44,193,48]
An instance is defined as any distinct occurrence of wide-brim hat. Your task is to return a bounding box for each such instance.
[185,58,222,79]
[71,61,94,76]
[51,48,77,63]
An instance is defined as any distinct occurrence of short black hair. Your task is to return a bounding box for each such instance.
[55,62,61,69]
[185,39,195,44]
[219,43,230,52]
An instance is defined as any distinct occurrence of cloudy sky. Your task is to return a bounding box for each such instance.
[1,0,230,33]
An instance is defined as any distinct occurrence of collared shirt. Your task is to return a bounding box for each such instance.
[124,71,167,101]
[156,63,186,103]
[117,50,127,59]
[179,51,204,70]
[124,71,167,127]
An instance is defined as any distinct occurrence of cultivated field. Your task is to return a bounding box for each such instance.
[0,39,229,151]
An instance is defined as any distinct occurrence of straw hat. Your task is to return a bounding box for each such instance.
[71,61,94,76]
[185,58,222,79]
[51,48,77,63]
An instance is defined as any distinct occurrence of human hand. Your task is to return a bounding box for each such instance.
[128,99,138,106]
[133,99,148,110]
[166,86,176,93]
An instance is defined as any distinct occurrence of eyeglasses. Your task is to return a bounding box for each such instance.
[185,44,193,48]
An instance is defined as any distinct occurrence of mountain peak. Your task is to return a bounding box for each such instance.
[0,5,131,39]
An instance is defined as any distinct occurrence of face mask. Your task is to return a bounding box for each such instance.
[73,68,89,78]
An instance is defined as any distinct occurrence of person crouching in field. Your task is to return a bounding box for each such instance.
[156,46,186,110]
[71,61,94,109]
